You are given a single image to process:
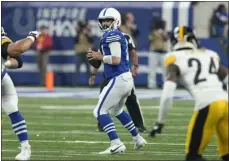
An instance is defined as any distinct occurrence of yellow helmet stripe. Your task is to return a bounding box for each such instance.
[179,26,184,42]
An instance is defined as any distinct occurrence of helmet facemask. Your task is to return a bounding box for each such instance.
[97,8,121,32]
[98,18,115,32]
[1,27,7,36]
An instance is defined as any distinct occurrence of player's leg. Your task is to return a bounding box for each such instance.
[1,74,31,160]
[75,54,83,85]
[36,53,42,85]
[110,77,147,150]
[185,104,221,161]
[215,100,228,161]
[83,52,91,80]
[93,78,125,154]
[125,86,147,132]
[40,53,49,86]
[96,74,109,132]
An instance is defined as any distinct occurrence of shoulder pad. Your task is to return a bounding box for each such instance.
[164,53,177,67]
[2,36,12,45]
[105,30,121,43]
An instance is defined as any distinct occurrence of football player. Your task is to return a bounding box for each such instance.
[1,27,40,160]
[89,32,147,133]
[150,26,228,161]
[87,8,147,154]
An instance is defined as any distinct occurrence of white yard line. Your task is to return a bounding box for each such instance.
[39,105,162,110]
[39,105,193,110]
[2,139,217,147]
[2,129,187,137]
[2,150,218,157]
[2,123,189,129]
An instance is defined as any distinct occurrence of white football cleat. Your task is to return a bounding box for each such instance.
[98,143,126,155]
[15,144,31,160]
[133,135,147,150]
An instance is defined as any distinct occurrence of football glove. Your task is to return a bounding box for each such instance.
[149,122,164,137]
[27,31,41,42]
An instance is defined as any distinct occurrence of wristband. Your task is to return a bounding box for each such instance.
[27,36,35,42]
[4,60,12,68]
[103,55,112,64]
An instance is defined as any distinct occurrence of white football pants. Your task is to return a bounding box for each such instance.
[93,72,134,118]
[1,73,19,115]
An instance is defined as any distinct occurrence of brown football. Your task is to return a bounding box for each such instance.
[88,47,102,68]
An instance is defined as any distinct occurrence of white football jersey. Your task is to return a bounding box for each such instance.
[164,48,228,110]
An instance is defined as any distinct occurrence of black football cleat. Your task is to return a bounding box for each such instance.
[138,126,148,133]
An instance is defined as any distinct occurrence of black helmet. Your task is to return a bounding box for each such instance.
[170,26,199,51]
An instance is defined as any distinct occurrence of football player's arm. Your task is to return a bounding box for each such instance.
[4,56,23,69]
[7,38,35,57]
[127,34,138,68]
[6,31,40,57]
[103,42,121,65]
[150,56,180,137]
[218,66,228,89]
[157,64,179,123]
[130,49,138,66]
[130,49,138,76]
[88,67,99,86]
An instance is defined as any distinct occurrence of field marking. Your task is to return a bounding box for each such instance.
[40,105,162,110]
[3,139,217,147]
[2,129,188,137]
[2,122,189,129]
[2,150,218,157]
[39,105,193,110]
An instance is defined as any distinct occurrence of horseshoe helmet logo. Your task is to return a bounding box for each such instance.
[13,8,35,35]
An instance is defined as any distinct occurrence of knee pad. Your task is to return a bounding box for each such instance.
[2,95,18,115]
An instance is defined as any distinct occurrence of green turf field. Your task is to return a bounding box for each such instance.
[2,98,220,160]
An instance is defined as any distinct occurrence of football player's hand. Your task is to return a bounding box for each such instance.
[27,31,41,42]
[87,50,103,61]
[88,74,96,86]
[131,65,138,77]
[149,122,164,137]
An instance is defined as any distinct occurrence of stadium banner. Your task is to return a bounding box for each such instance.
[3,2,227,86]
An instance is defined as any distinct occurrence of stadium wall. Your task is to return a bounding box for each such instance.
[2,2,228,86]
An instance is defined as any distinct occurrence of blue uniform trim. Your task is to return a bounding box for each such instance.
[97,78,116,116]
[1,69,7,80]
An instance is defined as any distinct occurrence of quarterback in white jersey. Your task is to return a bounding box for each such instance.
[1,27,40,160]
[150,26,228,161]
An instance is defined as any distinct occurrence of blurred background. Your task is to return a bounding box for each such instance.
[2,1,228,88]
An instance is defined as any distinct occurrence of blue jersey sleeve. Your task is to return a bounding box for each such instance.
[105,31,121,44]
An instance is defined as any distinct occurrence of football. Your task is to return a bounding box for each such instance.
[88,47,102,68]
